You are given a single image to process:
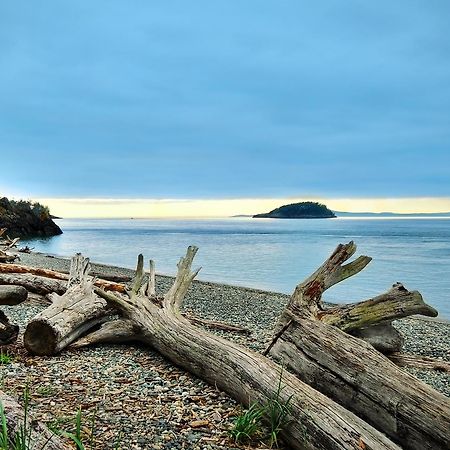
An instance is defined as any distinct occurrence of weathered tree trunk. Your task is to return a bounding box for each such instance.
[91,247,400,450]
[387,353,450,373]
[0,311,19,345]
[0,390,71,450]
[267,242,450,450]
[0,251,18,263]
[0,286,27,345]
[269,242,438,354]
[23,255,252,355]
[0,273,66,295]
[270,317,450,450]
[0,261,126,292]
[24,254,112,355]
[0,285,28,305]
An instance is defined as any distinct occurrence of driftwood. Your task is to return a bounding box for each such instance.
[24,254,113,355]
[0,232,20,249]
[0,251,19,263]
[388,353,450,373]
[0,273,66,295]
[267,242,449,450]
[0,390,71,450]
[5,243,450,449]
[0,261,126,292]
[90,248,400,450]
[22,255,251,355]
[0,285,28,305]
[18,245,34,253]
[0,286,27,345]
[0,311,19,345]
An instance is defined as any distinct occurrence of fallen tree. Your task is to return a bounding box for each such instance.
[266,242,449,450]
[0,261,126,292]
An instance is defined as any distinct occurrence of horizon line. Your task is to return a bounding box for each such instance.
[24,196,450,218]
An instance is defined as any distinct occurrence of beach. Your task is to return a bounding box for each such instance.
[1,251,449,449]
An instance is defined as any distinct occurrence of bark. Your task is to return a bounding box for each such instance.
[0,285,28,305]
[0,286,27,345]
[0,390,72,450]
[0,251,18,263]
[24,254,112,355]
[318,282,438,331]
[0,261,127,292]
[0,311,19,345]
[92,248,400,450]
[271,241,438,353]
[13,256,250,354]
[387,353,450,373]
[0,273,66,295]
[269,317,450,450]
[267,241,449,450]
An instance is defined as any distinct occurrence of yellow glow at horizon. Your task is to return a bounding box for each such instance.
[32,197,450,218]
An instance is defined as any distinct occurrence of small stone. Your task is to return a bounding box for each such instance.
[189,420,209,428]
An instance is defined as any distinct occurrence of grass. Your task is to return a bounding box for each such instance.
[264,367,293,448]
[0,351,13,366]
[35,387,54,398]
[228,367,294,448]
[0,387,114,450]
[229,403,264,444]
[0,383,53,450]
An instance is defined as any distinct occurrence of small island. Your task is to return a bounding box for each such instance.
[253,201,336,219]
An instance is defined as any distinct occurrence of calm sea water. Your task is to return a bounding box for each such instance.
[22,218,450,319]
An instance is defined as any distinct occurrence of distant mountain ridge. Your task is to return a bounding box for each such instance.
[0,197,62,237]
[254,202,336,219]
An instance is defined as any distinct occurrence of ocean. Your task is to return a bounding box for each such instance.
[22,217,450,319]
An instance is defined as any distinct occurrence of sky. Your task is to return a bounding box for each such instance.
[1,1,450,217]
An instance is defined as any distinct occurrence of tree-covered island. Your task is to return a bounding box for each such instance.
[253,201,336,219]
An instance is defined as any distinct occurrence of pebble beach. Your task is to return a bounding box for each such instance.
[1,251,449,449]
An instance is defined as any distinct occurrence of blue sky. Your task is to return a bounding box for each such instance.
[1,1,449,206]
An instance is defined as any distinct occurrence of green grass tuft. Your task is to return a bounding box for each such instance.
[228,403,264,444]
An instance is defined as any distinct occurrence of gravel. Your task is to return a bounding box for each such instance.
[1,251,449,449]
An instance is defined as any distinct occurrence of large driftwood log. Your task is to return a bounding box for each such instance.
[91,248,400,450]
[0,390,71,450]
[270,242,438,353]
[24,254,112,355]
[0,286,27,345]
[0,285,28,305]
[23,255,252,355]
[268,242,450,450]
[0,261,126,292]
[0,311,19,345]
[0,251,18,263]
[0,273,66,295]
[387,353,450,373]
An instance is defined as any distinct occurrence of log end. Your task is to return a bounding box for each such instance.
[24,320,58,356]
